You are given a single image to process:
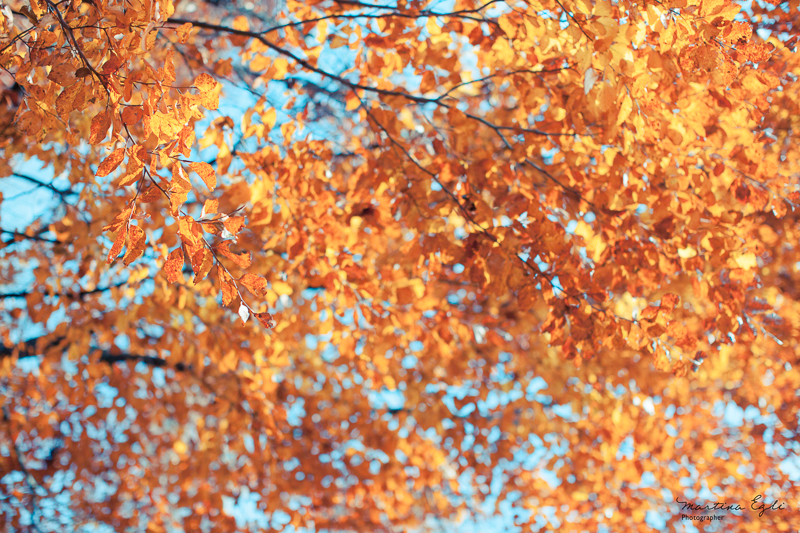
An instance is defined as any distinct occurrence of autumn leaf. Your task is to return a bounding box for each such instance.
[176,22,194,43]
[194,73,220,109]
[89,110,111,144]
[96,148,126,177]
[218,241,251,268]
[240,273,268,297]
[117,168,143,188]
[164,248,184,283]
[640,305,660,322]
[121,106,144,126]
[122,225,147,265]
[254,311,275,328]
[217,265,236,306]
[190,247,214,283]
[107,225,128,264]
[194,73,217,93]
[189,161,216,191]
[660,293,680,313]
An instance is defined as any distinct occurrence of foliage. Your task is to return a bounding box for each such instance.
[1,0,800,530]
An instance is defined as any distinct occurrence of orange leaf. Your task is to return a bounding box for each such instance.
[191,247,214,284]
[170,164,192,215]
[102,207,133,233]
[117,168,143,188]
[55,83,82,117]
[218,265,236,306]
[222,216,244,235]
[660,293,680,313]
[96,148,126,177]
[107,225,128,264]
[121,106,144,126]
[140,186,162,202]
[164,248,184,283]
[89,109,111,144]
[189,162,216,191]
[254,311,275,329]
[240,273,268,297]
[218,241,251,268]
[199,90,219,110]
[178,216,202,248]
[640,305,660,322]
[202,199,219,217]
[123,225,146,266]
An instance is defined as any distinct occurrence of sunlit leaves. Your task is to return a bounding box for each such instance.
[2,0,800,531]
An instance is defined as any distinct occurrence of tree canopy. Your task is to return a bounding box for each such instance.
[1,0,800,530]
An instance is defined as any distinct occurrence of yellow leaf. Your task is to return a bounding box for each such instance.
[117,168,142,188]
[233,16,250,32]
[176,22,194,44]
[346,94,360,111]
[195,73,217,93]
[263,108,277,130]
[735,252,757,270]
[272,280,293,296]
[616,93,633,126]
[498,15,517,39]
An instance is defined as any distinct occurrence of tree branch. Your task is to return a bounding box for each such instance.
[0,280,129,300]
[8,172,78,202]
[0,335,190,372]
[1,229,62,244]
[167,18,571,140]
